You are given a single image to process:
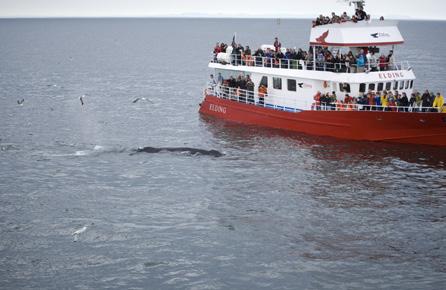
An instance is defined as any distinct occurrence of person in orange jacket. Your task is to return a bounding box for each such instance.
[258,85,267,105]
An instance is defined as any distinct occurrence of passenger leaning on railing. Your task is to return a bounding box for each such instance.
[421,90,432,111]
[381,91,389,110]
[258,84,267,105]
[433,93,445,112]
[312,91,321,110]
[399,92,410,112]
[374,92,381,109]
[388,92,397,111]
[356,50,366,73]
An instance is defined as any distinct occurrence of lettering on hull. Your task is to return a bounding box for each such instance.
[379,72,404,79]
[209,103,227,114]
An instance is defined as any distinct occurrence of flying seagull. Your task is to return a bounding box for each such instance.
[72,225,88,242]
[80,95,85,106]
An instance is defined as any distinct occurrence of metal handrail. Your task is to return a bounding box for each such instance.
[212,54,411,73]
[206,84,441,113]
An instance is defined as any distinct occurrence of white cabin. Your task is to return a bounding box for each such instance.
[209,18,416,111]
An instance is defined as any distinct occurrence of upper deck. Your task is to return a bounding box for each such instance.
[310,20,404,47]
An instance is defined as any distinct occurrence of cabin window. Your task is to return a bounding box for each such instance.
[260,76,268,88]
[369,83,376,91]
[287,79,297,92]
[405,80,410,89]
[340,83,351,93]
[399,81,405,90]
[359,83,366,93]
[377,83,384,92]
[273,77,282,90]
[393,81,398,90]
[410,80,414,89]
[385,82,391,91]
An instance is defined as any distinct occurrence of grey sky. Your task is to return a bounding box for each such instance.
[0,0,444,20]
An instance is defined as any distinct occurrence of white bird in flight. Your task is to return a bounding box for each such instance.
[72,225,88,242]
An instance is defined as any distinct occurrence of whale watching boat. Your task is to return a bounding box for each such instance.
[199,0,446,146]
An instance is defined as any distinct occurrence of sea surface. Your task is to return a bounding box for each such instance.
[0,18,445,289]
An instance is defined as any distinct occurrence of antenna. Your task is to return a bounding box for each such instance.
[339,0,365,10]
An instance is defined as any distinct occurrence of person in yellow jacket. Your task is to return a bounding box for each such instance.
[432,92,444,112]
[381,92,389,111]
[441,104,446,113]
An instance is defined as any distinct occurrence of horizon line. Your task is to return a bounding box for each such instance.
[0,15,445,21]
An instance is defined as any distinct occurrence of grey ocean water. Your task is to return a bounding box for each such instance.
[0,18,445,289]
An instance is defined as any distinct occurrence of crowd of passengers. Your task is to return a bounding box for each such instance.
[213,38,396,72]
[312,6,383,27]
[313,90,445,112]
[208,73,263,104]
[208,73,446,112]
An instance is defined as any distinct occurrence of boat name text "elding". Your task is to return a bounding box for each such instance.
[378,72,404,79]
[209,104,227,114]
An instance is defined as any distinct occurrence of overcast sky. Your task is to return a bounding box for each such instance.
[0,0,444,20]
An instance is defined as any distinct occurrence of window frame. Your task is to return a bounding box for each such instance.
[287,79,297,92]
[377,83,384,92]
[400,80,405,90]
[260,76,268,88]
[340,83,351,93]
[273,77,282,90]
[359,83,366,93]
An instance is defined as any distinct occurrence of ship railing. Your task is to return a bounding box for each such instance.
[206,85,306,112]
[206,85,441,113]
[212,54,411,73]
[313,103,438,112]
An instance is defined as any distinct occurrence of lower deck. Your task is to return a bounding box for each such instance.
[200,94,446,146]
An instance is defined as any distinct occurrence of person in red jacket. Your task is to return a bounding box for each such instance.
[213,42,222,61]
[274,37,282,53]
[379,54,387,71]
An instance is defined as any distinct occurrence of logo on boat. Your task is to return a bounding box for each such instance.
[298,83,313,89]
[209,104,227,114]
[316,30,329,44]
[378,72,404,79]
[371,32,391,38]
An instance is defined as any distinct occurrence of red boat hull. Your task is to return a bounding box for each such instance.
[199,95,446,146]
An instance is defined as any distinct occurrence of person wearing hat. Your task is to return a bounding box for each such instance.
[433,92,444,112]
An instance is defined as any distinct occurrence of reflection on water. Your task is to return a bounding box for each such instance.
[201,115,446,168]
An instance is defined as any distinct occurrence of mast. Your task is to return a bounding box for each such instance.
[341,0,365,10]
